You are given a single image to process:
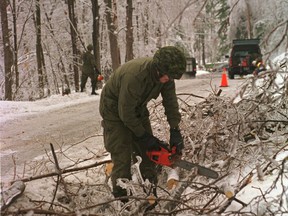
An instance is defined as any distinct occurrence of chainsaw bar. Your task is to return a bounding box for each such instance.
[174,159,219,179]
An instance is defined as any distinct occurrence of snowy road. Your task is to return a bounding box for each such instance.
[0,72,246,180]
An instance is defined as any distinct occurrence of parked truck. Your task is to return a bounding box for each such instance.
[226,39,262,79]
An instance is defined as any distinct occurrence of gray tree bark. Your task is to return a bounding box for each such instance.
[245,0,252,39]
[12,0,19,89]
[1,0,13,100]
[104,0,121,71]
[91,0,101,70]
[125,0,134,62]
[35,0,45,98]
[68,0,80,92]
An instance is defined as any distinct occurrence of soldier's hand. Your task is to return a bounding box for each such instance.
[170,127,184,154]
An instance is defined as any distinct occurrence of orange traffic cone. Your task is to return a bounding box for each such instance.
[220,68,229,87]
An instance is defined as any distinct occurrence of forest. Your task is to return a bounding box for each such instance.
[0,0,287,101]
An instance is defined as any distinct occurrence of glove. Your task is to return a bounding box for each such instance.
[136,132,163,151]
[170,127,184,154]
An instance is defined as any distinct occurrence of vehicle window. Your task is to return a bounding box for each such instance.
[234,51,249,57]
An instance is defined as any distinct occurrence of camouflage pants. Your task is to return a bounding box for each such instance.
[101,119,157,198]
[80,73,96,92]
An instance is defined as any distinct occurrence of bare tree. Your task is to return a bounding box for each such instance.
[11,0,19,88]
[35,0,46,98]
[194,15,206,66]
[125,0,134,62]
[1,0,13,100]
[67,0,80,92]
[1,0,286,101]
[104,0,120,70]
[42,2,65,95]
[91,0,101,71]
[244,0,252,39]
[143,1,149,46]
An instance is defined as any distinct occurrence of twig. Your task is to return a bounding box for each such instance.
[177,92,205,99]
[10,159,112,184]
[49,143,71,207]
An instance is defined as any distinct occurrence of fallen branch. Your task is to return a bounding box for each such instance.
[49,143,70,209]
[10,159,112,184]
[0,181,26,212]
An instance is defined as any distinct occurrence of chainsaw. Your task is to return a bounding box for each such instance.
[147,145,219,179]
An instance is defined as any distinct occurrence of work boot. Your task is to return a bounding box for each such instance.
[91,85,97,95]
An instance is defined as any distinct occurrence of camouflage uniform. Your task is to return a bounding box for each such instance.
[99,46,186,199]
[81,45,100,94]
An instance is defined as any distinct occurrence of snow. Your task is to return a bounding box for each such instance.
[271,51,288,69]
[0,91,102,124]
[0,69,287,215]
[0,70,210,124]
[224,153,288,213]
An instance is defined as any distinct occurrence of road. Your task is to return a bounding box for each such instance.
[0,72,245,180]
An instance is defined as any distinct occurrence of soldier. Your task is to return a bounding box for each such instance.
[81,44,100,95]
[99,46,186,204]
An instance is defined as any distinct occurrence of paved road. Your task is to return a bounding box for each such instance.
[1,99,102,179]
[0,72,245,180]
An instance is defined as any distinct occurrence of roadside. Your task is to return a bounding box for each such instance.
[0,71,246,182]
[0,93,102,181]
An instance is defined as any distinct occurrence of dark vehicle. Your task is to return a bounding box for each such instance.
[185,57,197,77]
[226,39,262,79]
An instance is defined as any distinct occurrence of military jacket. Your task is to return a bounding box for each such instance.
[99,57,181,137]
[82,51,96,75]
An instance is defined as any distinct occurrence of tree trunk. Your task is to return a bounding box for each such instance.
[143,3,149,45]
[40,44,50,96]
[156,26,162,48]
[201,33,206,66]
[125,0,133,62]
[68,0,80,92]
[1,0,13,100]
[245,0,252,39]
[104,0,121,71]
[12,0,19,89]
[91,0,101,70]
[35,0,44,98]
[43,6,67,94]
[135,2,140,45]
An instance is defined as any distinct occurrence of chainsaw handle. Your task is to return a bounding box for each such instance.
[146,146,177,167]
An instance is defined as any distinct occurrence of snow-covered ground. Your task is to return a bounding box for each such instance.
[0,70,209,124]
[0,90,102,125]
